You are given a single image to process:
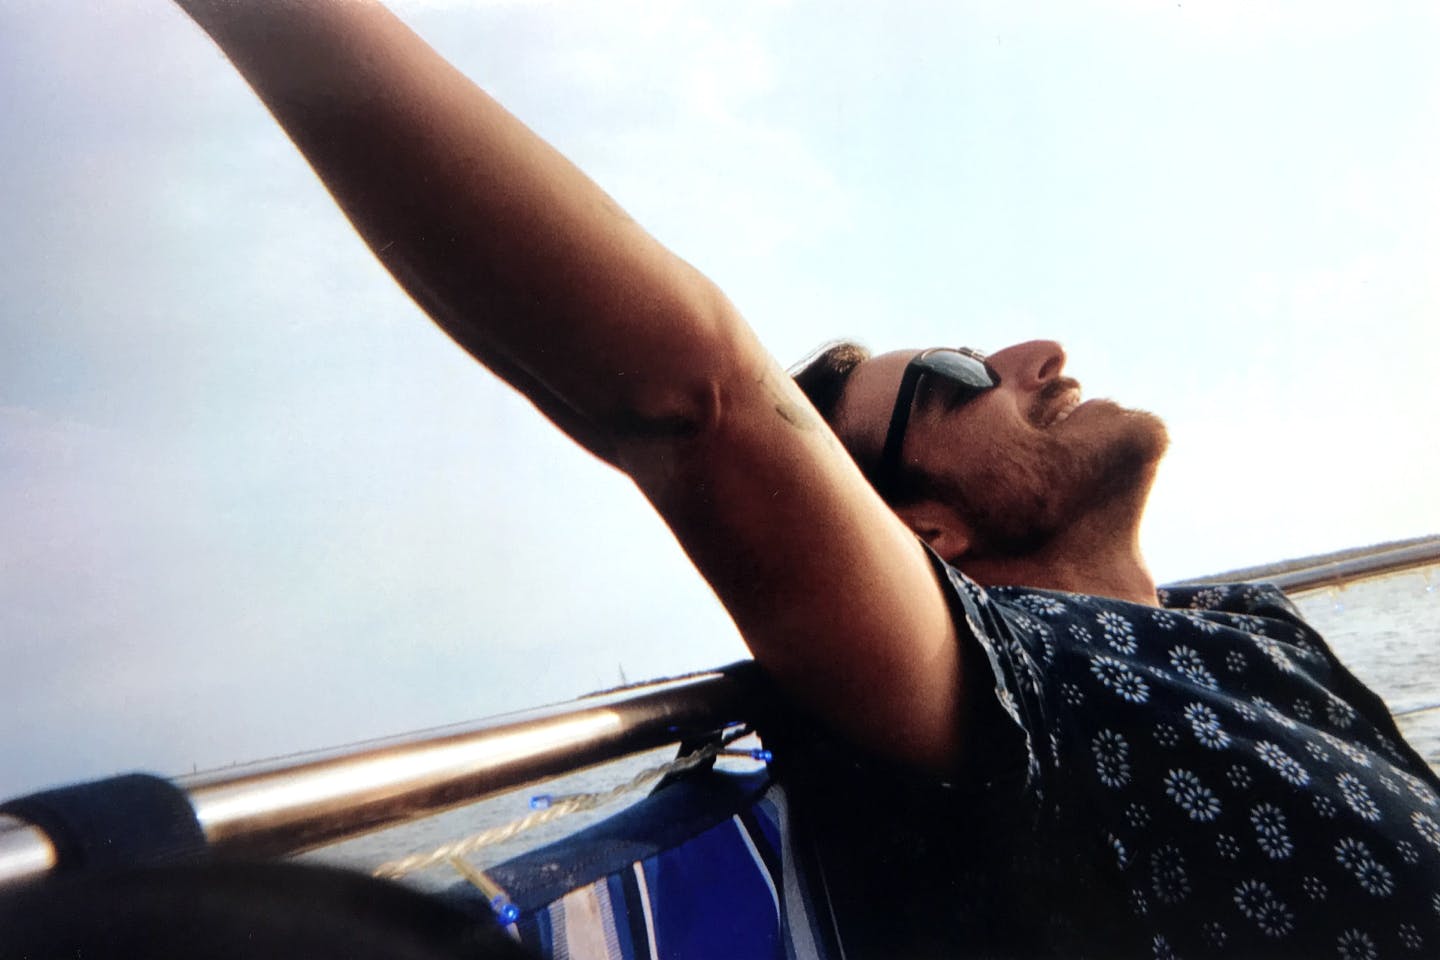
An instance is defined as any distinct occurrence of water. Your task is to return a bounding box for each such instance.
[303,568,1440,889]
[1292,568,1440,770]
[300,745,688,889]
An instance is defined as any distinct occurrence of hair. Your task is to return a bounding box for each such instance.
[791,340,911,496]
[790,340,870,429]
[791,340,935,505]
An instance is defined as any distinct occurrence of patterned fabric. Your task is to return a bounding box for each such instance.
[941,572,1440,958]
[515,815,788,960]
[479,773,841,960]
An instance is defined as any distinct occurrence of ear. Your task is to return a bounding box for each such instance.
[893,498,973,562]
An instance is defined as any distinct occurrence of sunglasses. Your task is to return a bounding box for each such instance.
[875,347,1000,497]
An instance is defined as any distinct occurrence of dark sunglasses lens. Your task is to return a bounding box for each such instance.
[918,351,996,390]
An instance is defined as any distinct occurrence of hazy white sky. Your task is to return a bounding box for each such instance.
[2,0,1436,796]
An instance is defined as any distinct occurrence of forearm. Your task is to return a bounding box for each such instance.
[177,0,741,447]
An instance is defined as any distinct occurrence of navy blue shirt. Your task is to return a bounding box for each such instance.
[777,571,1440,958]
[964,573,1440,958]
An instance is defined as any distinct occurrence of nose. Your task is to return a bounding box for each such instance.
[986,340,1066,391]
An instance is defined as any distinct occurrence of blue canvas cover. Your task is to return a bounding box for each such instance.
[449,770,840,960]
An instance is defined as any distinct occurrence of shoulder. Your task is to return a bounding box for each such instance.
[1159,581,1304,623]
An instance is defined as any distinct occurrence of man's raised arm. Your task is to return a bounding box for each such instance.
[176,0,968,773]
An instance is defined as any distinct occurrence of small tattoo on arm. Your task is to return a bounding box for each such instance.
[775,399,818,429]
[761,370,823,433]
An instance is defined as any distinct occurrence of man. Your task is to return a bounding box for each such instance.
[787,342,1440,957]
[175,3,1439,956]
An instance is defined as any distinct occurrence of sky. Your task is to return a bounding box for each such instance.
[1,0,1437,798]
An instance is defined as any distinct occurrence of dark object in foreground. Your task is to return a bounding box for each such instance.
[0,859,535,960]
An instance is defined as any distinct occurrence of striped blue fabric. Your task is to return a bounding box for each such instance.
[471,771,837,960]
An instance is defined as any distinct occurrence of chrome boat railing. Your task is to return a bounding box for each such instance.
[1178,534,1440,594]
[0,662,762,890]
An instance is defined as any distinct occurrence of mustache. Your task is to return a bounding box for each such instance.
[1029,377,1081,425]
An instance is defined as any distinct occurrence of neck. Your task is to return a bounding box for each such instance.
[957,492,1159,606]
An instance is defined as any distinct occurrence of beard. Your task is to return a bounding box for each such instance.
[925,396,1169,560]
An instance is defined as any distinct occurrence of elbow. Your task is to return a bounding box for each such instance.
[606,290,759,451]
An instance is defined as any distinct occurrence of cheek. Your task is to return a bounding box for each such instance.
[962,431,1063,510]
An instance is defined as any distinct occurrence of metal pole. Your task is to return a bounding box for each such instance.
[1174,536,1440,594]
[0,662,761,890]
[1267,540,1440,594]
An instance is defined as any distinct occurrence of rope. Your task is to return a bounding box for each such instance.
[372,733,746,880]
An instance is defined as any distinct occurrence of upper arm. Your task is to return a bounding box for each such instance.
[177,0,967,772]
[619,330,967,774]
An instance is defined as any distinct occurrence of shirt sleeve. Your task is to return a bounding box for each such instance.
[920,546,1054,810]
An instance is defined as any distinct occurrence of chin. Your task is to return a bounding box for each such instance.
[1083,404,1169,512]
[1078,400,1168,462]
[1024,400,1168,532]
[1117,404,1169,462]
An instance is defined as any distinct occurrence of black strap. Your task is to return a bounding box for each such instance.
[0,773,205,871]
